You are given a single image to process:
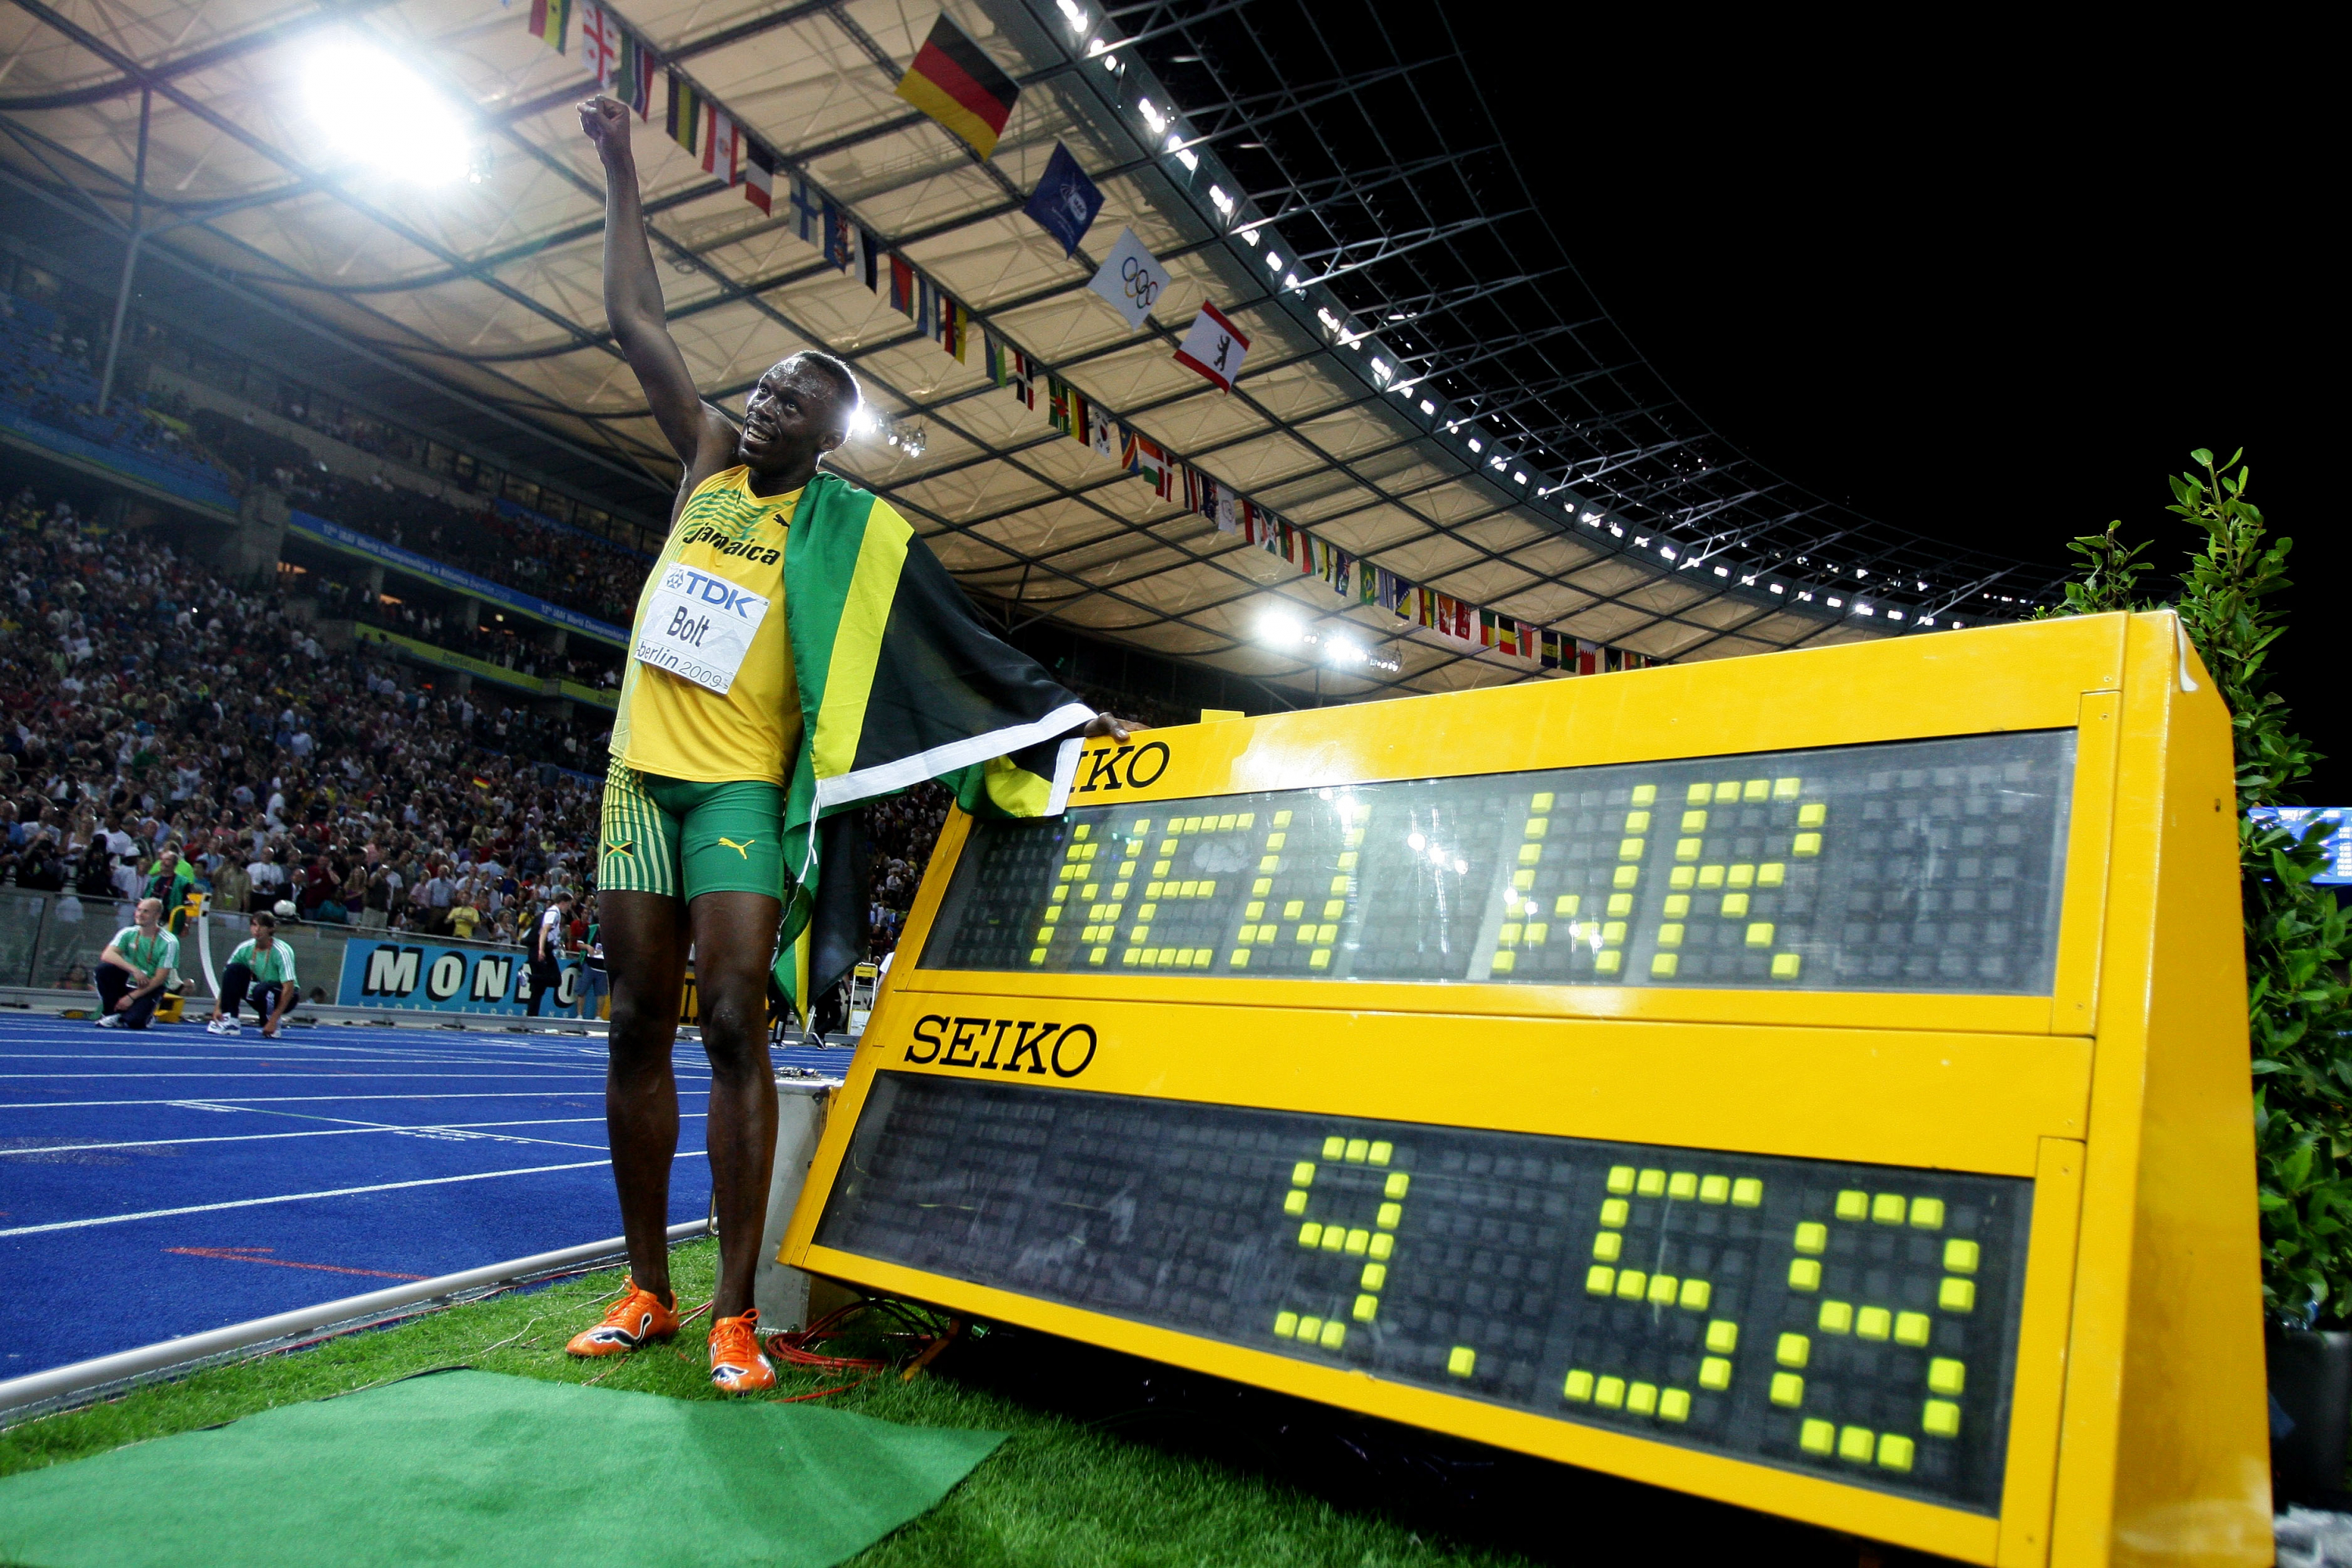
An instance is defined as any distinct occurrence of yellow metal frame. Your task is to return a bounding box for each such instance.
[781,612,2267,1566]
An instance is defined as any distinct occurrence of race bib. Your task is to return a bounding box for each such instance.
[632,564,773,696]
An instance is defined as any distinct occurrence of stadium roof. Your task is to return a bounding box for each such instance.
[0,0,2066,702]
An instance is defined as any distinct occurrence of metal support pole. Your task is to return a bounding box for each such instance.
[96,87,150,416]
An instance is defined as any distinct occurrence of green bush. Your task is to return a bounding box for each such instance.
[2048,450,2352,1321]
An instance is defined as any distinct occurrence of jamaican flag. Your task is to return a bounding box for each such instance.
[775,472,1094,1012]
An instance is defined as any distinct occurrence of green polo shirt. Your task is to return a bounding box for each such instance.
[107,925,180,979]
[227,938,297,988]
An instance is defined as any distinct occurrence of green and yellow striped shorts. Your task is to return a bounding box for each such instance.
[598,759,786,903]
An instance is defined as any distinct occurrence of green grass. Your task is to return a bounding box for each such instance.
[0,1241,1536,1568]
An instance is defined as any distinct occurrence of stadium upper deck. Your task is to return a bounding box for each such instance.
[0,0,2065,704]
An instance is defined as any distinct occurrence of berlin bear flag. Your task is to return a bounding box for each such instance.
[1174,303,1250,392]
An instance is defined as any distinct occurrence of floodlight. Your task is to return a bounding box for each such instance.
[847,404,880,437]
[1258,609,1305,646]
[1325,635,1365,666]
[303,42,478,186]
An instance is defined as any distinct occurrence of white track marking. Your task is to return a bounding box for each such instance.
[0,1073,604,1081]
[0,1153,707,1238]
[0,1087,711,1111]
[0,1114,707,1157]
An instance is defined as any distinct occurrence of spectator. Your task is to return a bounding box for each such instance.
[245,845,285,913]
[527,889,571,1018]
[359,859,396,927]
[579,897,608,1022]
[209,851,250,917]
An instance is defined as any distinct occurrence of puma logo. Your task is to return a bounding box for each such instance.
[717,837,757,858]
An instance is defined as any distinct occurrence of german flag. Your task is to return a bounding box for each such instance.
[895,16,1018,159]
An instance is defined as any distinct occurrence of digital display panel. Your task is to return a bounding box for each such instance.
[818,1074,2031,1509]
[924,731,2074,993]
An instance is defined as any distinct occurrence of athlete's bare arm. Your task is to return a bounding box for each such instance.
[581,96,739,510]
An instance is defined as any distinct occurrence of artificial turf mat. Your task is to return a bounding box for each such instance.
[0,1369,1003,1568]
[0,1242,1882,1565]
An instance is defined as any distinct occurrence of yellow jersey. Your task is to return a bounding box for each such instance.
[612,469,805,785]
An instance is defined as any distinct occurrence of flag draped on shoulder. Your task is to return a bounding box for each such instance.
[775,473,1095,1006]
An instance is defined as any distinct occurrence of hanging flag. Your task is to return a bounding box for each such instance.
[1087,228,1166,331]
[616,31,654,118]
[788,175,822,245]
[915,276,938,338]
[1481,612,1521,657]
[940,297,969,361]
[1331,550,1353,600]
[1577,638,1601,676]
[666,72,699,156]
[1540,630,1563,670]
[743,145,775,213]
[984,332,1005,386]
[895,15,1022,160]
[1047,375,1073,436]
[1358,563,1377,606]
[822,201,851,270]
[1023,141,1105,256]
[858,227,881,292]
[1263,517,1290,564]
[889,256,916,317]
[1174,302,1250,393]
[579,2,617,81]
[527,0,572,53]
[1128,433,1174,499]
[1518,621,1538,661]
[1181,466,1203,514]
[1436,594,1474,644]
[1214,488,1238,534]
[1008,350,1036,409]
[702,107,742,183]
[1377,568,1409,615]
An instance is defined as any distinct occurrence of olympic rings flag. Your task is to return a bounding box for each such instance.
[1088,228,1167,332]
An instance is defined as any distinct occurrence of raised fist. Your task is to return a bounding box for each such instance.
[579,96,631,162]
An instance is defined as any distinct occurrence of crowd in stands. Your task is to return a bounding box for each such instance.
[865,783,953,957]
[0,292,238,496]
[0,481,604,951]
[0,472,966,964]
[310,570,622,689]
[277,468,649,629]
[2,284,650,635]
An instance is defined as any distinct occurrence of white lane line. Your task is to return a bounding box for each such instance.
[0,1087,710,1111]
[2,1072,607,1086]
[0,1152,706,1238]
[0,1114,707,1156]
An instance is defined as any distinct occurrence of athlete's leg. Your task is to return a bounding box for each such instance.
[601,889,689,1305]
[213,961,252,1022]
[688,890,782,1321]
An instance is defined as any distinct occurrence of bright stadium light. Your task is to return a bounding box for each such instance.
[1258,608,1305,646]
[304,42,478,185]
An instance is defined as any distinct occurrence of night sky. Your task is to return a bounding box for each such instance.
[1457,19,2335,796]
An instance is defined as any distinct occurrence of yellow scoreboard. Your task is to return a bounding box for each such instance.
[779,611,2269,1566]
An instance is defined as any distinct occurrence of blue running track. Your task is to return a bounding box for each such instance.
[0,1012,845,1381]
